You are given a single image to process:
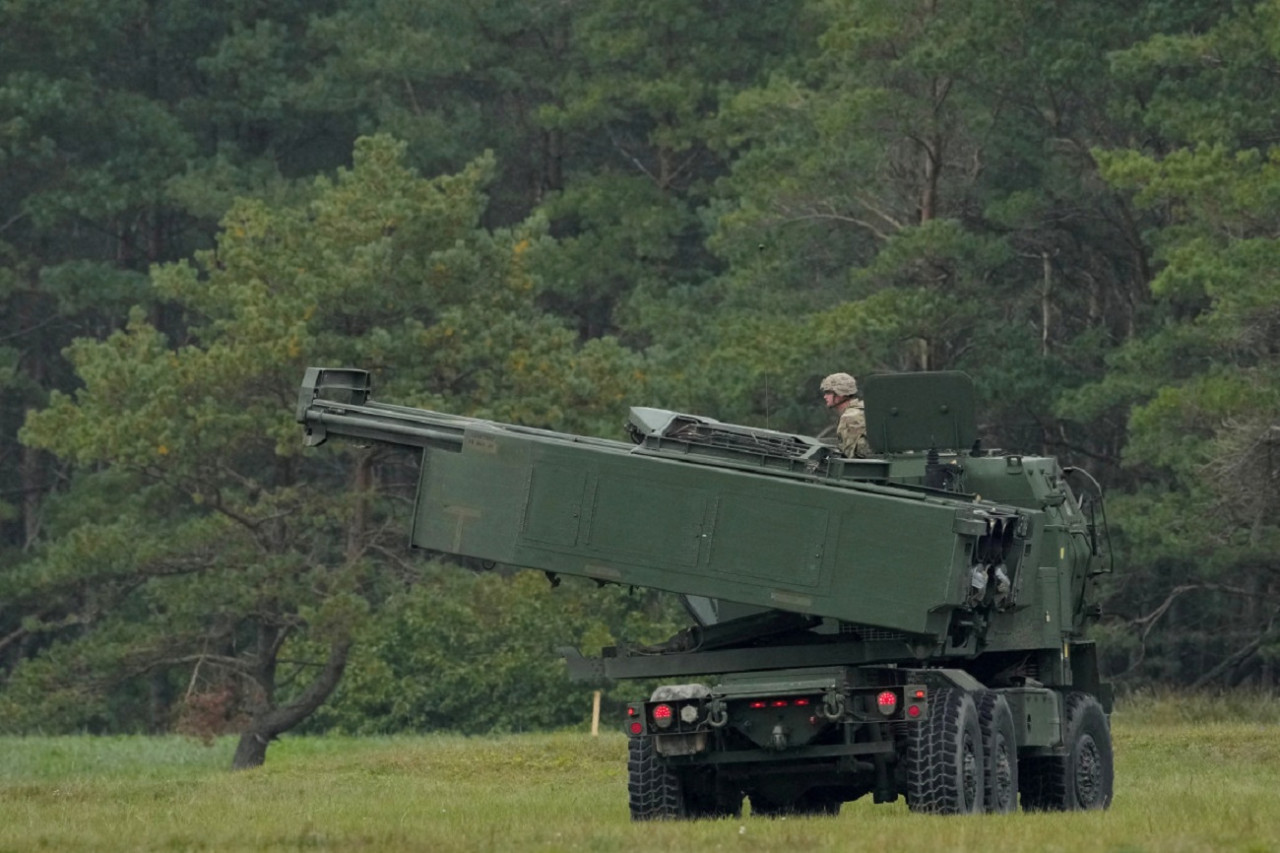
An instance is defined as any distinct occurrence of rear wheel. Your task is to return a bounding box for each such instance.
[1020,692,1113,811]
[628,737,741,820]
[905,688,984,814]
[628,737,683,820]
[976,692,1019,813]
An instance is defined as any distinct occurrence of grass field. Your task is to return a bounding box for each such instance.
[1,693,1277,852]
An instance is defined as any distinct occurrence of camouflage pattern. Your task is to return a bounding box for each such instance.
[837,399,871,458]
[650,683,712,702]
[820,373,859,397]
[820,372,869,456]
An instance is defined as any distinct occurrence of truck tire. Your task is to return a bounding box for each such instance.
[1019,692,1113,812]
[905,688,984,814]
[628,736,684,820]
[628,737,742,820]
[975,692,1019,813]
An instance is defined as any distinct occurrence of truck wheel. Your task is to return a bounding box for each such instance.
[628,736,684,820]
[628,737,741,820]
[975,692,1019,813]
[905,688,984,814]
[1019,692,1113,812]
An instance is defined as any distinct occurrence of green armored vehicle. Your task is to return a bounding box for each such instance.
[297,367,1114,817]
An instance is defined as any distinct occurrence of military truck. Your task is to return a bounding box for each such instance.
[296,367,1114,817]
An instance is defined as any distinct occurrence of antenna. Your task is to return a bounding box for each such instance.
[764,372,771,430]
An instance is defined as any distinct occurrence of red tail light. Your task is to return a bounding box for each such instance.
[876,690,898,716]
[652,703,674,729]
[746,697,814,710]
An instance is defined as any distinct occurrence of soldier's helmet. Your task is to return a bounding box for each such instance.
[819,372,859,397]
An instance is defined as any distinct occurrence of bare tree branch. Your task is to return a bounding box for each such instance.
[1189,620,1277,690]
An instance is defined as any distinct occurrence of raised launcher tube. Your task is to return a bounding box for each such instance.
[297,367,1104,679]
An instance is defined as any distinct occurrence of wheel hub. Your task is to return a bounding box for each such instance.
[962,738,979,809]
[1074,734,1102,806]
[993,742,1014,808]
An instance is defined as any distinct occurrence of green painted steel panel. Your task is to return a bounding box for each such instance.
[411,430,530,561]
[522,464,587,547]
[1004,687,1062,748]
[408,426,971,634]
[830,499,963,633]
[586,474,707,568]
[708,493,828,588]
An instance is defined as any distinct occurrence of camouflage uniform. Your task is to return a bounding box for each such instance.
[820,372,871,458]
[836,399,871,458]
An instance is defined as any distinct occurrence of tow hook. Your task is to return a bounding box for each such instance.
[820,691,846,721]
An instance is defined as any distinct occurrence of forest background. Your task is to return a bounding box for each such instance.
[2,0,1279,768]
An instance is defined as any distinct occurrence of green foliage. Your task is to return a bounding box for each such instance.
[1109,2,1280,148]
[7,135,648,745]
[1082,2,1280,688]
[307,569,686,735]
[527,0,809,343]
[0,0,357,558]
[696,0,1162,458]
[7,0,1280,735]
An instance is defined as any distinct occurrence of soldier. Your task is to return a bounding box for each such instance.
[820,372,871,457]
